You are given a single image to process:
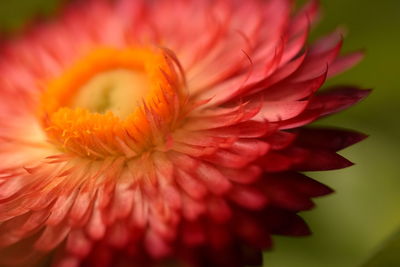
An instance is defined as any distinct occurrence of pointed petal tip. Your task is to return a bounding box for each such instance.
[283,219,312,237]
[314,185,335,197]
[295,151,354,171]
[337,87,372,101]
[357,49,367,57]
[341,131,369,149]
[291,225,312,237]
[337,158,354,169]
[345,87,372,106]
[342,160,355,168]
[357,88,372,98]
[315,86,372,117]
[295,127,369,151]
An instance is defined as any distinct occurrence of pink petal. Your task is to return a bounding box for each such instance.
[196,163,231,195]
[66,229,92,258]
[328,51,364,77]
[34,224,70,251]
[256,100,309,122]
[261,71,326,101]
[145,230,171,259]
[219,165,262,184]
[106,222,129,248]
[176,169,208,200]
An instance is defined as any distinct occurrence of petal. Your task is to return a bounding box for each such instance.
[207,197,232,223]
[196,163,231,195]
[66,229,92,258]
[294,127,368,151]
[176,168,208,200]
[256,100,309,122]
[229,185,269,210]
[328,51,364,77]
[294,149,354,171]
[34,224,70,251]
[311,86,371,117]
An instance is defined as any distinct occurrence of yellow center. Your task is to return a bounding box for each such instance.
[71,69,150,119]
[39,47,183,158]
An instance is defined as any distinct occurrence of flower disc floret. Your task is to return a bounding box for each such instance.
[40,47,186,158]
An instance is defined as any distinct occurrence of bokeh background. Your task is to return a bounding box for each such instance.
[0,0,399,267]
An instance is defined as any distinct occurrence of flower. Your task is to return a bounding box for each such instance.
[0,0,369,266]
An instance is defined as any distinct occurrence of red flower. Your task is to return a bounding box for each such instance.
[0,0,369,266]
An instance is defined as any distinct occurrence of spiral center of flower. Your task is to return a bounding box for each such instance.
[70,69,150,119]
[39,47,183,158]
[40,47,170,116]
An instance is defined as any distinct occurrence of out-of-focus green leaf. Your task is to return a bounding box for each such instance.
[0,0,59,32]
[361,230,400,267]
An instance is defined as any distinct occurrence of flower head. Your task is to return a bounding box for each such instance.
[0,0,369,266]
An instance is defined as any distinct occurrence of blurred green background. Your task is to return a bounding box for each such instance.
[0,0,399,267]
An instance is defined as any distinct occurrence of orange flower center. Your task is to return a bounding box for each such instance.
[39,47,185,158]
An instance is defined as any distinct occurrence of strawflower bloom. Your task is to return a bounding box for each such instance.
[0,0,369,266]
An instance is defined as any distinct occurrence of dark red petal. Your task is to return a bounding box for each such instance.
[311,86,371,117]
[240,246,263,266]
[229,184,269,211]
[181,221,206,246]
[295,178,334,198]
[294,127,368,151]
[265,209,311,236]
[234,212,272,249]
[258,151,292,172]
[294,149,354,171]
[267,209,311,236]
[265,172,334,198]
[207,197,232,224]
[206,223,232,250]
[262,181,315,211]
